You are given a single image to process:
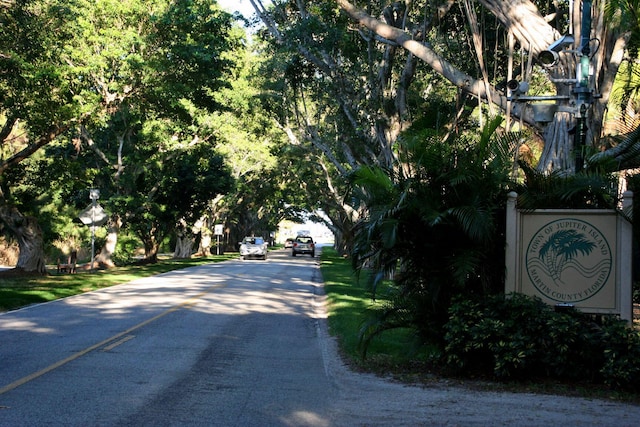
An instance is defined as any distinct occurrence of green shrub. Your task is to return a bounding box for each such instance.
[443,294,566,379]
[443,294,639,390]
[112,233,143,265]
[599,317,640,392]
[351,118,514,353]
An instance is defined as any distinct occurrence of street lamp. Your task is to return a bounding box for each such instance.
[89,189,100,271]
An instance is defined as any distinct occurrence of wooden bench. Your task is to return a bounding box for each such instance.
[57,251,77,274]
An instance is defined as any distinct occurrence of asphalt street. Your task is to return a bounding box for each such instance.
[2,249,640,426]
[1,250,334,426]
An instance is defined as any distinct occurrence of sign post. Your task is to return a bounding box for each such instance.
[78,189,107,272]
[89,189,99,271]
[214,224,224,255]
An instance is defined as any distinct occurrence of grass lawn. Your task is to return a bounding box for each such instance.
[319,246,430,372]
[318,247,640,404]
[0,254,236,312]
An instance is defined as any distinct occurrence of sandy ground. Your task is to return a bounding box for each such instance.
[325,355,640,426]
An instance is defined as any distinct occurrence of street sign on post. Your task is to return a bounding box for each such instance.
[214,224,224,255]
[80,189,104,272]
[78,204,108,226]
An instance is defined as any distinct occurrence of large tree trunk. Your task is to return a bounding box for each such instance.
[538,112,575,173]
[198,229,212,256]
[173,221,194,259]
[139,227,160,264]
[326,218,352,257]
[94,215,121,268]
[142,239,159,264]
[174,235,194,258]
[0,204,47,274]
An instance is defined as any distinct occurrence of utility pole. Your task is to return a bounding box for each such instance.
[573,0,593,173]
[507,1,595,173]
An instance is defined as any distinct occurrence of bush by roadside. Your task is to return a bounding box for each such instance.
[319,246,640,399]
[443,294,640,392]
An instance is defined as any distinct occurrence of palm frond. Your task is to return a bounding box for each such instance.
[590,126,640,171]
[448,204,494,242]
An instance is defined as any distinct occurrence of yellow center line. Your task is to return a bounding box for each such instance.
[101,335,136,352]
[0,283,225,396]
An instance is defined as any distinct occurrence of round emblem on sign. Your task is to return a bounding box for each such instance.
[525,218,612,302]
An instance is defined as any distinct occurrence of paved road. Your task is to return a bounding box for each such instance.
[1,250,336,426]
[2,250,640,426]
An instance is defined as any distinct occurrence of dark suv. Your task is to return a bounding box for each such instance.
[292,236,315,257]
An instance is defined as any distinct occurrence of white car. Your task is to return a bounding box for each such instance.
[291,236,315,257]
[239,237,268,260]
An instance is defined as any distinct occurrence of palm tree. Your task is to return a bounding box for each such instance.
[351,117,517,352]
[587,0,640,170]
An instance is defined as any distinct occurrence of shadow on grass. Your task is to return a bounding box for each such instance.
[0,254,237,312]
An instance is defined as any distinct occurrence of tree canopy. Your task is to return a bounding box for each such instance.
[2,0,639,272]
[0,0,256,270]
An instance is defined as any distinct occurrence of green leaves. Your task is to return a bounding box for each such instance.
[147,0,242,112]
[351,118,518,354]
[443,293,640,390]
[516,161,618,210]
[1,0,250,262]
